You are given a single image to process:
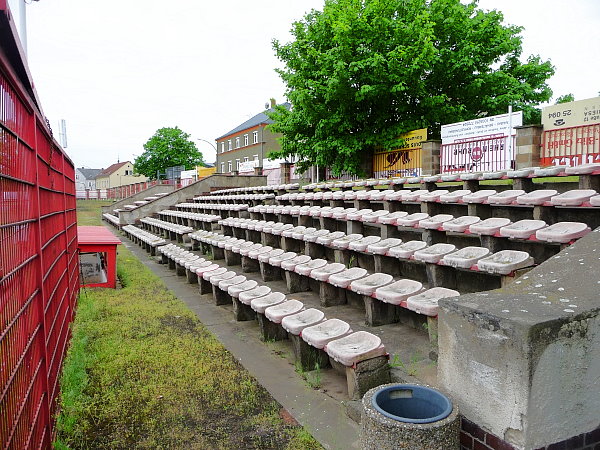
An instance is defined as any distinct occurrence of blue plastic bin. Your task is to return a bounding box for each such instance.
[371,384,452,424]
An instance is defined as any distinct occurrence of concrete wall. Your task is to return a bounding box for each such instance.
[438,228,600,449]
[115,174,267,225]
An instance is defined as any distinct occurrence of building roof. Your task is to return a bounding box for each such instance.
[97,161,129,177]
[77,168,102,180]
[216,103,291,140]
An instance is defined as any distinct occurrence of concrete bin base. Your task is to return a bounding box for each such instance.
[361,383,459,450]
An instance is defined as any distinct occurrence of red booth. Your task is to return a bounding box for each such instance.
[77,226,122,288]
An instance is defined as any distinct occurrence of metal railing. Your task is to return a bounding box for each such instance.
[541,124,600,167]
[440,135,515,174]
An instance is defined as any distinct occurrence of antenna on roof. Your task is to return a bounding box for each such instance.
[265,103,270,110]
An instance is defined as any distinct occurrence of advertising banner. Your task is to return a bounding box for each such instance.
[373,128,426,178]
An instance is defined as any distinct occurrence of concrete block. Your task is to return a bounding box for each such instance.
[257,313,289,341]
[285,271,310,293]
[212,285,232,306]
[290,334,331,370]
[232,297,256,321]
[364,296,399,326]
[319,281,347,307]
[224,249,241,266]
[259,261,281,282]
[185,268,197,284]
[241,255,260,273]
[198,277,212,295]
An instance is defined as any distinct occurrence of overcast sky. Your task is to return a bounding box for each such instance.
[7,0,600,169]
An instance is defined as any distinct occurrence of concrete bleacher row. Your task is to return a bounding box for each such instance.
[156,210,221,230]
[139,217,193,243]
[211,183,300,195]
[117,192,170,212]
[175,202,249,212]
[193,194,275,202]
[154,240,390,399]
[121,225,167,255]
[102,213,120,227]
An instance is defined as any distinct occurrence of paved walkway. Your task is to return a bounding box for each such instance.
[117,231,362,449]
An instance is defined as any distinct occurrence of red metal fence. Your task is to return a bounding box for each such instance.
[541,124,600,167]
[106,180,177,199]
[1,6,79,448]
[440,135,515,174]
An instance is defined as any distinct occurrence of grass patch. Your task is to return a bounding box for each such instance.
[76,200,113,225]
[55,202,322,449]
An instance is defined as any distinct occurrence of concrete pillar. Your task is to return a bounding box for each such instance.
[514,125,543,169]
[280,162,293,184]
[421,140,442,175]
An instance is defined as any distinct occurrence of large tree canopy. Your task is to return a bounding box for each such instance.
[134,127,203,179]
[269,0,555,175]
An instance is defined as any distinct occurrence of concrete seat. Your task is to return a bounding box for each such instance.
[217,236,236,248]
[281,309,326,335]
[224,239,244,252]
[462,189,497,204]
[565,163,600,175]
[468,217,512,235]
[255,221,275,232]
[388,240,428,259]
[313,192,325,200]
[293,227,316,240]
[418,214,454,229]
[310,263,346,281]
[272,224,294,236]
[323,191,335,201]
[378,211,409,225]
[331,233,363,249]
[280,255,312,271]
[251,292,287,314]
[591,195,600,206]
[244,220,260,230]
[476,250,534,274]
[259,248,284,263]
[209,270,237,285]
[482,171,506,180]
[304,193,315,201]
[399,189,429,201]
[228,279,259,298]
[235,242,257,255]
[440,174,460,182]
[499,220,547,239]
[269,251,297,267]
[298,206,312,216]
[308,206,324,217]
[423,175,441,183]
[419,189,450,202]
[332,191,345,200]
[283,226,305,238]
[301,319,352,349]
[203,266,227,282]
[550,189,597,206]
[349,235,381,252]
[195,263,220,276]
[305,229,330,243]
[367,238,403,255]
[333,207,357,220]
[321,207,344,218]
[413,243,456,263]
[441,246,490,268]
[534,166,567,177]
[460,172,482,181]
[442,216,482,232]
[350,273,393,295]
[265,299,304,324]
[406,287,460,316]
[535,222,592,243]
[317,231,346,246]
[362,210,390,223]
[328,267,368,288]
[396,212,429,227]
[383,190,404,201]
[315,206,333,217]
[356,190,372,201]
[516,189,558,205]
[369,190,394,201]
[374,279,424,305]
[238,286,272,305]
[325,331,386,366]
[506,167,538,178]
[407,176,422,184]
[343,191,357,200]
[487,189,526,205]
[295,258,328,276]
[240,244,264,259]
[248,246,272,259]
[185,257,206,270]
[439,190,471,203]
[347,209,373,221]
[390,177,407,185]
[218,274,246,291]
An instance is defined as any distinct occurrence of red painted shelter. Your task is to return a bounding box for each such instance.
[77,226,121,288]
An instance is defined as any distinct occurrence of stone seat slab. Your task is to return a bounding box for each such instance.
[228,279,259,298]
[499,219,547,239]
[333,208,357,220]
[506,167,538,178]
[440,174,460,182]
[362,210,390,223]
[219,275,246,291]
[367,238,403,255]
[248,246,273,260]
[293,227,316,240]
[442,216,482,232]
[374,279,424,305]
[468,217,512,235]
[195,263,220,276]
[209,270,237,286]
[281,309,326,335]
[535,222,592,243]
[406,287,460,316]
[269,251,297,267]
[321,207,344,218]
[550,189,597,206]
[516,189,558,205]
[347,209,373,221]
[349,236,382,252]
[534,166,567,177]
[265,299,305,324]
[305,229,330,243]
[317,231,346,246]
[439,190,471,203]
[482,171,506,180]
[240,243,264,257]
[310,263,346,281]
[441,246,491,269]
[413,243,457,263]
[328,267,369,288]
[388,240,428,259]
[331,233,363,249]
[476,250,534,275]
[398,189,428,202]
[419,189,450,202]
[396,212,430,227]
[564,163,600,175]
[258,249,284,263]
[487,189,526,205]
[324,331,386,366]
[239,286,272,305]
[281,255,312,271]
[301,319,352,349]
[377,211,409,225]
[251,292,287,314]
[272,224,294,236]
[418,214,454,229]
[350,273,394,295]
[282,226,305,238]
[460,189,499,203]
[203,267,227,282]
[295,258,328,276]
[234,241,256,254]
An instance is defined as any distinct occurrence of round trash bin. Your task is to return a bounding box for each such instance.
[360,383,460,450]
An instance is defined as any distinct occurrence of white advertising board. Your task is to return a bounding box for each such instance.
[441,111,523,144]
[239,160,258,173]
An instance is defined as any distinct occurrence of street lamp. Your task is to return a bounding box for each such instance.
[197,138,217,152]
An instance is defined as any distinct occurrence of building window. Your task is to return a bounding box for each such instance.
[221,162,225,173]
[253,131,258,144]
[244,134,249,146]
[253,154,259,162]
[228,161,232,172]
[235,137,240,148]
[221,142,225,153]
[228,140,232,151]
[244,156,249,162]
[236,159,240,170]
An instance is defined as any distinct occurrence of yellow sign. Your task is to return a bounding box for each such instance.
[197,166,216,178]
[542,97,600,131]
[375,128,428,153]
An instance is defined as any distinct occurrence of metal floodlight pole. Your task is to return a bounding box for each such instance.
[197,138,217,152]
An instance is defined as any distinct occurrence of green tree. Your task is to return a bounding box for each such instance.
[134,127,203,179]
[269,0,555,175]
[555,94,575,104]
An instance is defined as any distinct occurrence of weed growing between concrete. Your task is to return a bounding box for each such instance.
[389,353,422,377]
[295,361,323,389]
